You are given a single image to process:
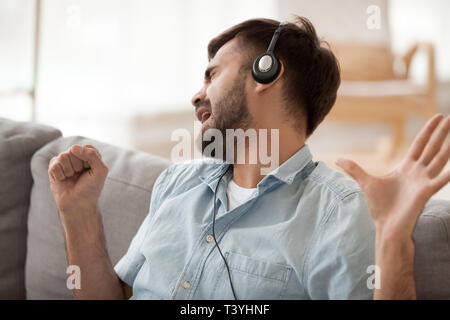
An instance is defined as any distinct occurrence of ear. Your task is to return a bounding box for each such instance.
[254,60,285,94]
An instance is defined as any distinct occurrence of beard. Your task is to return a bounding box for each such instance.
[199,73,252,161]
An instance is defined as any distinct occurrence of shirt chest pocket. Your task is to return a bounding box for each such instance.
[212,251,292,300]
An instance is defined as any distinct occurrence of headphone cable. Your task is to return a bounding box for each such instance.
[212,164,237,300]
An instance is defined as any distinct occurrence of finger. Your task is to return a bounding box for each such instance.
[49,160,66,181]
[54,163,66,181]
[48,168,56,182]
[69,144,90,169]
[335,158,370,187]
[68,151,84,172]
[70,145,108,175]
[84,144,102,159]
[58,153,75,178]
[48,156,58,169]
[420,115,450,166]
[428,139,450,178]
[83,145,104,170]
[430,170,450,195]
[407,114,444,161]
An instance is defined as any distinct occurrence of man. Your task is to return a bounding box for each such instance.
[48,17,449,299]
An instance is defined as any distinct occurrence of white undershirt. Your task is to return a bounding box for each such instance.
[226,179,257,211]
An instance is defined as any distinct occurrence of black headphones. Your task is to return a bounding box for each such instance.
[251,21,287,84]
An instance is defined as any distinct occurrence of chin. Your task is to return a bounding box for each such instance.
[201,117,215,134]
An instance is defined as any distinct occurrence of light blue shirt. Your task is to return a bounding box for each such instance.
[114,144,375,299]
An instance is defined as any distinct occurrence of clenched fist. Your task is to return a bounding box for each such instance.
[48,144,109,215]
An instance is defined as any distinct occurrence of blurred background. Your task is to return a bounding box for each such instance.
[0,0,449,198]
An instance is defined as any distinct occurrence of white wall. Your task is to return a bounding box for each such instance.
[278,0,450,82]
[389,0,450,81]
[278,0,390,44]
[35,0,279,147]
[0,0,35,92]
[0,0,280,146]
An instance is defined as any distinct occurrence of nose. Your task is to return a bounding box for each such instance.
[191,87,206,108]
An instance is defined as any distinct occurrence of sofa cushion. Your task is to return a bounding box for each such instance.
[414,199,450,299]
[0,118,62,299]
[25,136,171,299]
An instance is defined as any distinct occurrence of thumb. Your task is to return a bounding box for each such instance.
[70,145,107,175]
[335,158,369,186]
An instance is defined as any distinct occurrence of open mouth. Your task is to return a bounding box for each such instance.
[196,107,212,124]
[201,111,211,123]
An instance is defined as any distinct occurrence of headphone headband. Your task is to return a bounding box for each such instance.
[267,21,287,54]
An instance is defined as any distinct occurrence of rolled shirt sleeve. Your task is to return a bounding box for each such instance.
[305,191,376,299]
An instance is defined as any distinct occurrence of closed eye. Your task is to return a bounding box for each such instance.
[204,64,218,82]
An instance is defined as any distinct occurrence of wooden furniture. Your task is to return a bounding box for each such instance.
[328,42,437,158]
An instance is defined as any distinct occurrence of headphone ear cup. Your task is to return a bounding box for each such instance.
[252,53,281,84]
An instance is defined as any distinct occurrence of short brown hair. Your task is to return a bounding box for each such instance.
[208,17,341,137]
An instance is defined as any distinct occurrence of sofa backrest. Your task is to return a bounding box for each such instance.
[0,118,62,299]
[413,200,450,299]
[25,135,171,299]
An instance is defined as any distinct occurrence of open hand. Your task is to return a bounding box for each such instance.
[336,114,450,240]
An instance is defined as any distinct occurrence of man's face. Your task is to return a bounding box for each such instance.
[191,39,252,157]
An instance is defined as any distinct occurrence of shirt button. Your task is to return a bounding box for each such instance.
[182,281,191,289]
[206,234,214,243]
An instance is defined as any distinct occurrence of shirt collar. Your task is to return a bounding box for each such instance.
[198,159,232,186]
[199,144,313,186]
[263,144,313,185]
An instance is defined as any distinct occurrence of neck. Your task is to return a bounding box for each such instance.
[232,127,305,188]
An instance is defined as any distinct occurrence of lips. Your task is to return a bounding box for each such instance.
[196,107,212,123]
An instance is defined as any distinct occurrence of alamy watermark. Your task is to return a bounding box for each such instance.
[171,121,280,175]
[65,263,382,292]
[367,264,381,290]
[366,5,381,30]
[66,265,81,290]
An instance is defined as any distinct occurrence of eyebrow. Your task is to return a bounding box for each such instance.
[204,64,218,80]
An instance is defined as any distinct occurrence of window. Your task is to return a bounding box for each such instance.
[0,0,278,147]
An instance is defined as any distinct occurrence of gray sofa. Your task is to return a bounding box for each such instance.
[0,117,449,300]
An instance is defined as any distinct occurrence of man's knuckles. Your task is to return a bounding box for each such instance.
[48,160,65,181]
[48,145,108,181]
[72,145,104,162]
[68,152,84,172]
[58,153,75,176]
[48,152,78,179]
[82,147,108,171]
[84,144,102,157]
